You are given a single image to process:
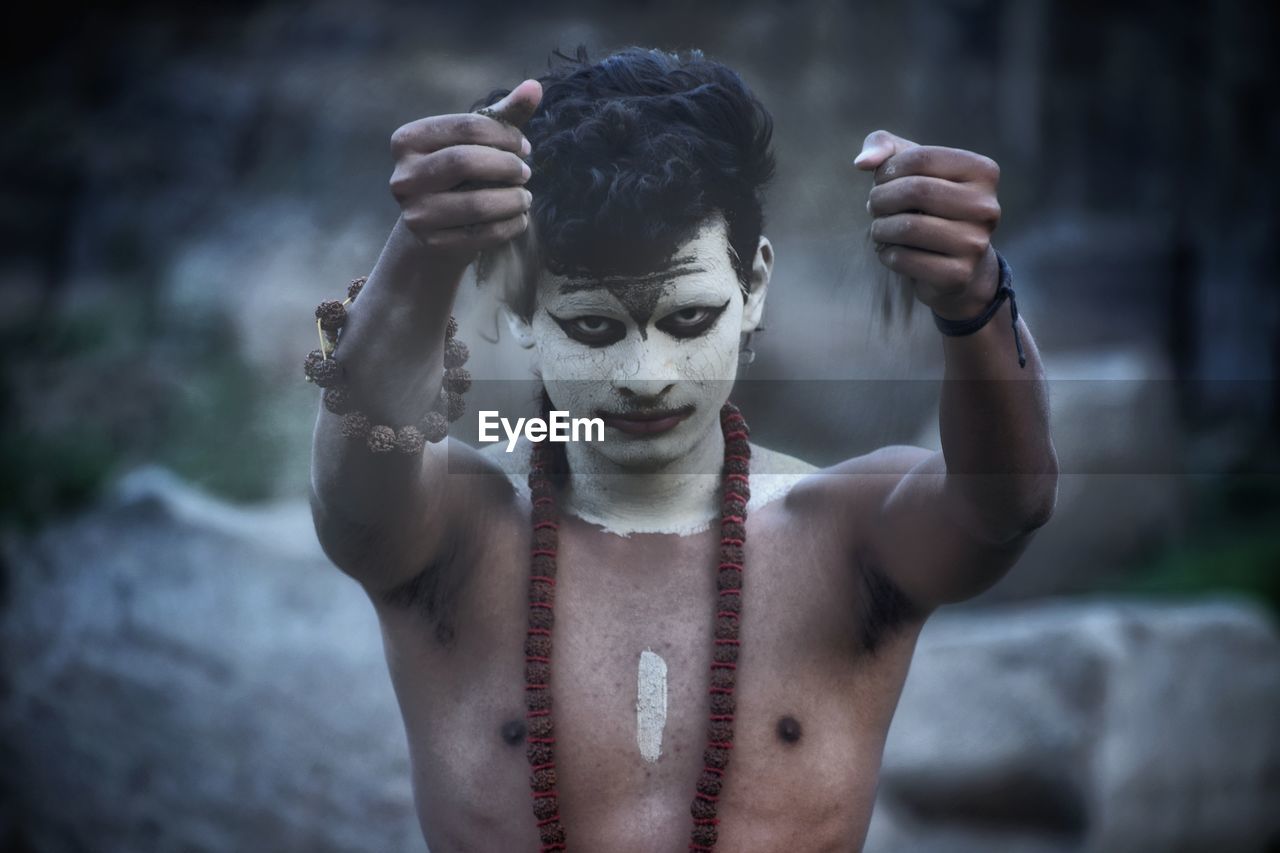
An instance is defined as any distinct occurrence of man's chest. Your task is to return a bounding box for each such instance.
[532,510,903,777]
[376,502,923,849]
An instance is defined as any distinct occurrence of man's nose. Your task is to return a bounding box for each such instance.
[616,379,676,402]
[613,338,678,400]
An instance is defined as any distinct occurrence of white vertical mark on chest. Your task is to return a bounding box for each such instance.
[636,648,668,763]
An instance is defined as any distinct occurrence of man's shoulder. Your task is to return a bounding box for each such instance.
[746,442,819,477]
[779,443,936,515]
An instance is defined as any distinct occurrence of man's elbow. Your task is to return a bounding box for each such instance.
[995,444,1060,539]
[1020,474,1058,534]
[951,469,1059,547]
[1021,449,1061,532]
[989,478,1057,545]
[1031,493,1057,531]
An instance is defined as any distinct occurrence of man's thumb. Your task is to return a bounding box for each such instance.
[481,79,543,130]
[853,129,916,171]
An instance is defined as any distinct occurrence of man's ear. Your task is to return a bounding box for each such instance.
[503,305,537,349]
[740,235,773,333]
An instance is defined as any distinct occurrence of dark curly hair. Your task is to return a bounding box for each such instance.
[472,45,777,321]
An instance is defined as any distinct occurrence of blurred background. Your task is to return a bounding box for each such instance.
[2,1,1277,851]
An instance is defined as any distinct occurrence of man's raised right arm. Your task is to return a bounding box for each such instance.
[308,80,542,592]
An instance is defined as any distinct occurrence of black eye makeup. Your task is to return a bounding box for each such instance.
[548,313,627,347]
[656,299,731,339]
[547,298,731,348]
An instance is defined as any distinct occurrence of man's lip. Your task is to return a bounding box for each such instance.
[602,407,693,422]
[599,406,695,435]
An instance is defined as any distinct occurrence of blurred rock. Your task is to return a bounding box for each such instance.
[2,469,1276,851]
[0,467,425,853]
[869,599,1280,853]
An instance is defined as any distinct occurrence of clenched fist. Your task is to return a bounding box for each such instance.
[389,79,542,267]
[855,130,1003,321]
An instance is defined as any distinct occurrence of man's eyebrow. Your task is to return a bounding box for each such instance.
[557,257,707,294]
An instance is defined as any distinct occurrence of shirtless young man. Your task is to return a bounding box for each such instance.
[309,47,1058,852]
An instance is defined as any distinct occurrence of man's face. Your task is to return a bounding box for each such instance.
[524,215,763,470]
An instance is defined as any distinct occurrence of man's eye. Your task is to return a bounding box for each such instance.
[656,301,730,339]
[550,313,626,347]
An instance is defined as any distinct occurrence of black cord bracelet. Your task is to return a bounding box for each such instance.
[930,250,1027,368]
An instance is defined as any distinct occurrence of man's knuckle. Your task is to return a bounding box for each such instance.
[498,186,523,210]
[892,148,924,174]
[965,153,1000,186]
[905,176,931,204]
[388,173,409,199]
[414,202,444,229]
[417,154,443,185]
[390,162,420,193]
[439,146,467,174]
[390,125,412,157]
[458,113,488,139]
[457,192,487,221]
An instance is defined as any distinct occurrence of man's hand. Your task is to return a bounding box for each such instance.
[855,130,1003,321]
[388,79,542,269]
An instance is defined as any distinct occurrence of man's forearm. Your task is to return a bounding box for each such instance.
[937,283,1058,544]
[309,215,462,526]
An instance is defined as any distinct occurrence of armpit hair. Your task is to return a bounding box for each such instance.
[854,544,922,655]
[379,537,465,650]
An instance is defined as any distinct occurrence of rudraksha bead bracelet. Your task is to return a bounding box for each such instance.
[303,275,470,453]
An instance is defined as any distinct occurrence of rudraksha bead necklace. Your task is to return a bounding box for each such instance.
[303,275,471,452]
[523,401,751,852]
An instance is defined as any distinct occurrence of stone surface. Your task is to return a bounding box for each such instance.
[0,467,426,853]
[870,599,1280,852]
[2,468,1277,851]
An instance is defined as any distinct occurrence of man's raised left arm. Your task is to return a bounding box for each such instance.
[841,130,1059,609]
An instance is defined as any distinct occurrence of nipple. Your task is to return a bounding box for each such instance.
[776,715,802,744]
[501,719,527,745]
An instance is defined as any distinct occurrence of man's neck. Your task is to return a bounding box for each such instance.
[559,424,726,537]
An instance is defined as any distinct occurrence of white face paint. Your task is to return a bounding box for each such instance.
[528,215,750,471]
[636,649,668,763]
[499,213,773,534]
